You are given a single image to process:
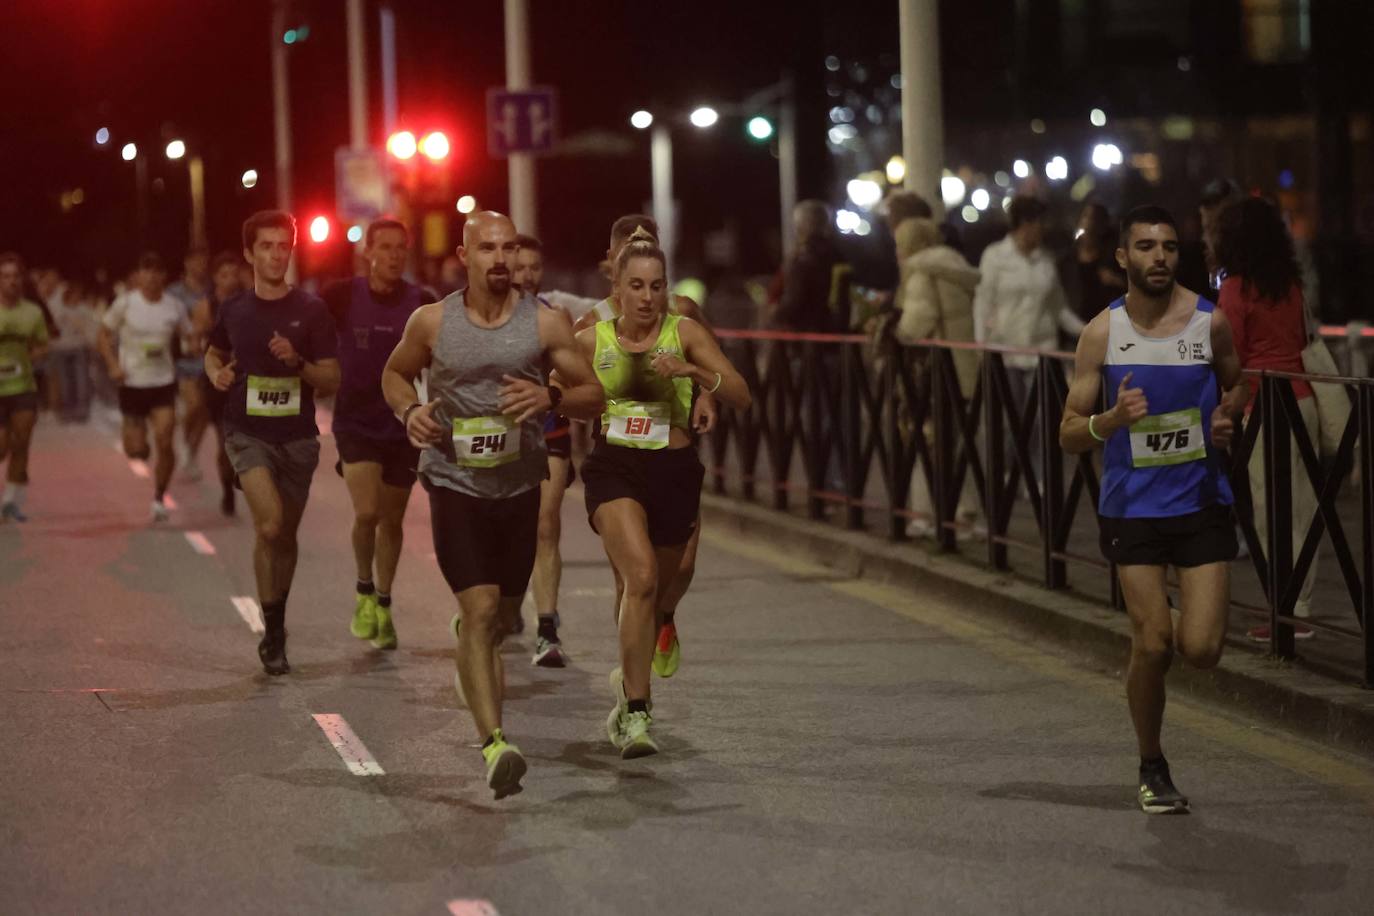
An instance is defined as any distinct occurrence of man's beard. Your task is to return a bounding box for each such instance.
[1128,264,1174,298]
[486,271,511,295]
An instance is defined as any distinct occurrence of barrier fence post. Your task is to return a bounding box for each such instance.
[984,354,1009,571]
[1040,356,1067,588]
[803,342,826,521]
[1360,384,1374,687]
[932,346,956,552]
[1263,373,1297,661]
[841,341,864,530]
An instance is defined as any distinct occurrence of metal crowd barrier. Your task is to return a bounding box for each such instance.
[705,328,1374,686]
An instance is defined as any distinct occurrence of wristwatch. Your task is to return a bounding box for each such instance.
[547,385,564,414]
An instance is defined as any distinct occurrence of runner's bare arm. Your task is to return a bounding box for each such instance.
[298,357,340,398]
[662,318,751,411]
[514,307,603,422]
[1060,310,1136,454]
[1208,308,1248,450]
[383,304,444,447]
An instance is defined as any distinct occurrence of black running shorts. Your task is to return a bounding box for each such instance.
[118,383,177,417]
[1099,504,1238,568]
[424,477,539,596]
[0,391,39,423]
[582,442,704,547]
[334,431,420,489]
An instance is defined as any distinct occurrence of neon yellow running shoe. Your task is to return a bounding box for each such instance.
[619,709,659,759]
[371,603,397,650]
[652,622,680,678]
[350,593,378,639]
[482,728,527,799]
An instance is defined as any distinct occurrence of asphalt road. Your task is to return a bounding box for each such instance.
[3,410,1373,915]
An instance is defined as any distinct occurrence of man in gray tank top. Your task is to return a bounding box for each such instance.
[382,211,603,800]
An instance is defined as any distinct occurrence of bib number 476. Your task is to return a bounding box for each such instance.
[1145,429,1189,452]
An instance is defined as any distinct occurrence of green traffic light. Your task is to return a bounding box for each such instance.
[283,29,297,44]
[747,116,774,141]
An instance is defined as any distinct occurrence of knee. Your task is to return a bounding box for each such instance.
[1179,637,1224,670]
[621,562,658,604]
[354,508,380,529]
[154,430,174,451]
[1131,629,1175,668]
[256,517,284,545]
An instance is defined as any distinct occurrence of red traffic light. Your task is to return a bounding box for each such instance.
[387,130,417,161]
[308,215,331,244]
[420,131,451,161]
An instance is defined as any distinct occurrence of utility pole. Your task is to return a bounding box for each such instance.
[503,0,536,235]
[899,0,945,218]
[271,0,296,280]
[346,0,368,151]
[380,5,399,138]
[650,124,675,281]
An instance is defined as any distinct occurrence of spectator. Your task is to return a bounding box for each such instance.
[1178,178,1243,294]
[1057,202,1125,333]
[893,217,980,536]
[1215,196,1318,640]
[775,200,845,332]
[973,194,1074,439]
[885,190,934,230]
[47,276,100,422]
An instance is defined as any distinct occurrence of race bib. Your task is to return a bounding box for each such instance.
[452,415,520,468]
[0,360,20,381]
[606,401,670,450]
[141,342,167,365]
[1129,408,1206,468]
[246,375,301,417]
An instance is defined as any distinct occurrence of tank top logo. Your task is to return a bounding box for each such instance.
[353,328,370,350]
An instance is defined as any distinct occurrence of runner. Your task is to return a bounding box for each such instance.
[382,211,601,798]
[576,228,751,758]
[0,252,50,522]
[321,218,435,651]
[204,210,340,675]
[1059,205,1247,814]
[569,215,718,680]
[190,251,246,515]
[513,232,572,664]
[98,252,193,522]
[168,247,211,480]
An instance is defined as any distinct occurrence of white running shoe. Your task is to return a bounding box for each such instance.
[151,500,169,523]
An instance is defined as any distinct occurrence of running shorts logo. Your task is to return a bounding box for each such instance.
[1129,407,1206,468]
[605,401,670,450]
[246,375,302,417]
[452,415,520,468]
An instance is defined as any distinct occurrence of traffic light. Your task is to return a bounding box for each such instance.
[309,215,331,244]
[420,131,451,161]
[283,25,311,44]
[387,130,417,161]
[746,116,774,141]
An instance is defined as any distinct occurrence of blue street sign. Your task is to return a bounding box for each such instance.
[335,148,390,222]
[486,87,557,157]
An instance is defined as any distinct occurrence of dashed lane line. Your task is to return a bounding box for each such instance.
[230,596,265,634]
[184,531,215,555]
[312,713,385,776]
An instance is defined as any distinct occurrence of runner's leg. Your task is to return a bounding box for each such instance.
[149,405,176,502]
[239,467,287,603]
[375,480,412,596]
[594,498,660,702]
[6,409,36,484]
[1175,561,1229,669]
[121,413,149,461]
[341,460,383,584]
[1118,564,1173,760]
[532,456,569,616]
[455,584,505,737]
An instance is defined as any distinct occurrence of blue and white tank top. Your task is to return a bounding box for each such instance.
[1099,295,1233,519]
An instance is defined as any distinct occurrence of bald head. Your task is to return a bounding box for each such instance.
[459,211,518,300]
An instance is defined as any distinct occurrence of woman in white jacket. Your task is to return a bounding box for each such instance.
[893,218,981,537]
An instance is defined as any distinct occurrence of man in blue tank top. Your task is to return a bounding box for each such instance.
[322,219,436,652]
[1060,205,1248,815]
[381,211,604,799]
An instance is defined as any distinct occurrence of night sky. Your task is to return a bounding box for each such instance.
[3,0,905,280]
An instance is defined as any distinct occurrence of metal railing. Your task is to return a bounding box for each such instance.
[706,328,1374,686]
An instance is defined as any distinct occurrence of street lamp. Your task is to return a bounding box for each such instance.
[630,110,653,130]
[121,142,138,161]
[746,116,774,141]
[456,195,477,214]
[242,169,259,189]
[165,139,186,161]
[689,106,719,128]
[95,127,110,147]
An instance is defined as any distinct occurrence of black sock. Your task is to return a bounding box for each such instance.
[1141,755,1166,770]
[262,599,286,633]
[627,699,649,715]
[537,614,558,639]
[482,733,497,749]
[356,579,375,596]
[662,611,675,626]
[377,592,391,608]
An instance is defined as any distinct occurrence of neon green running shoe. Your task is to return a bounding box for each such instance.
[482,728,527,799]
[350,593,378,639]
[619,709,659,759]
[371,603,397,650]
[652,621,680,678]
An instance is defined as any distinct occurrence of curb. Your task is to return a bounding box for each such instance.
[700,493,1374,757]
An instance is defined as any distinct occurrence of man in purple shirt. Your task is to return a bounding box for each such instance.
[321,219,435,651]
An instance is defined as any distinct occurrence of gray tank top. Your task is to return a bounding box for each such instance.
[419,290,547,498]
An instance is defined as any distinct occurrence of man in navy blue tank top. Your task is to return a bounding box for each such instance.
[1060,206,1248,815]
[322,219,435,652]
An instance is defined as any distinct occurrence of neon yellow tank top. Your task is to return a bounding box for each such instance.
[593,315,693,449]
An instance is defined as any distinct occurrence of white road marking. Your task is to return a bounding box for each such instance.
[128,459,150,479]
[230,596,265,633]
[312,713,385,776]
[184,531,215,555]
[447,902,500,916]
